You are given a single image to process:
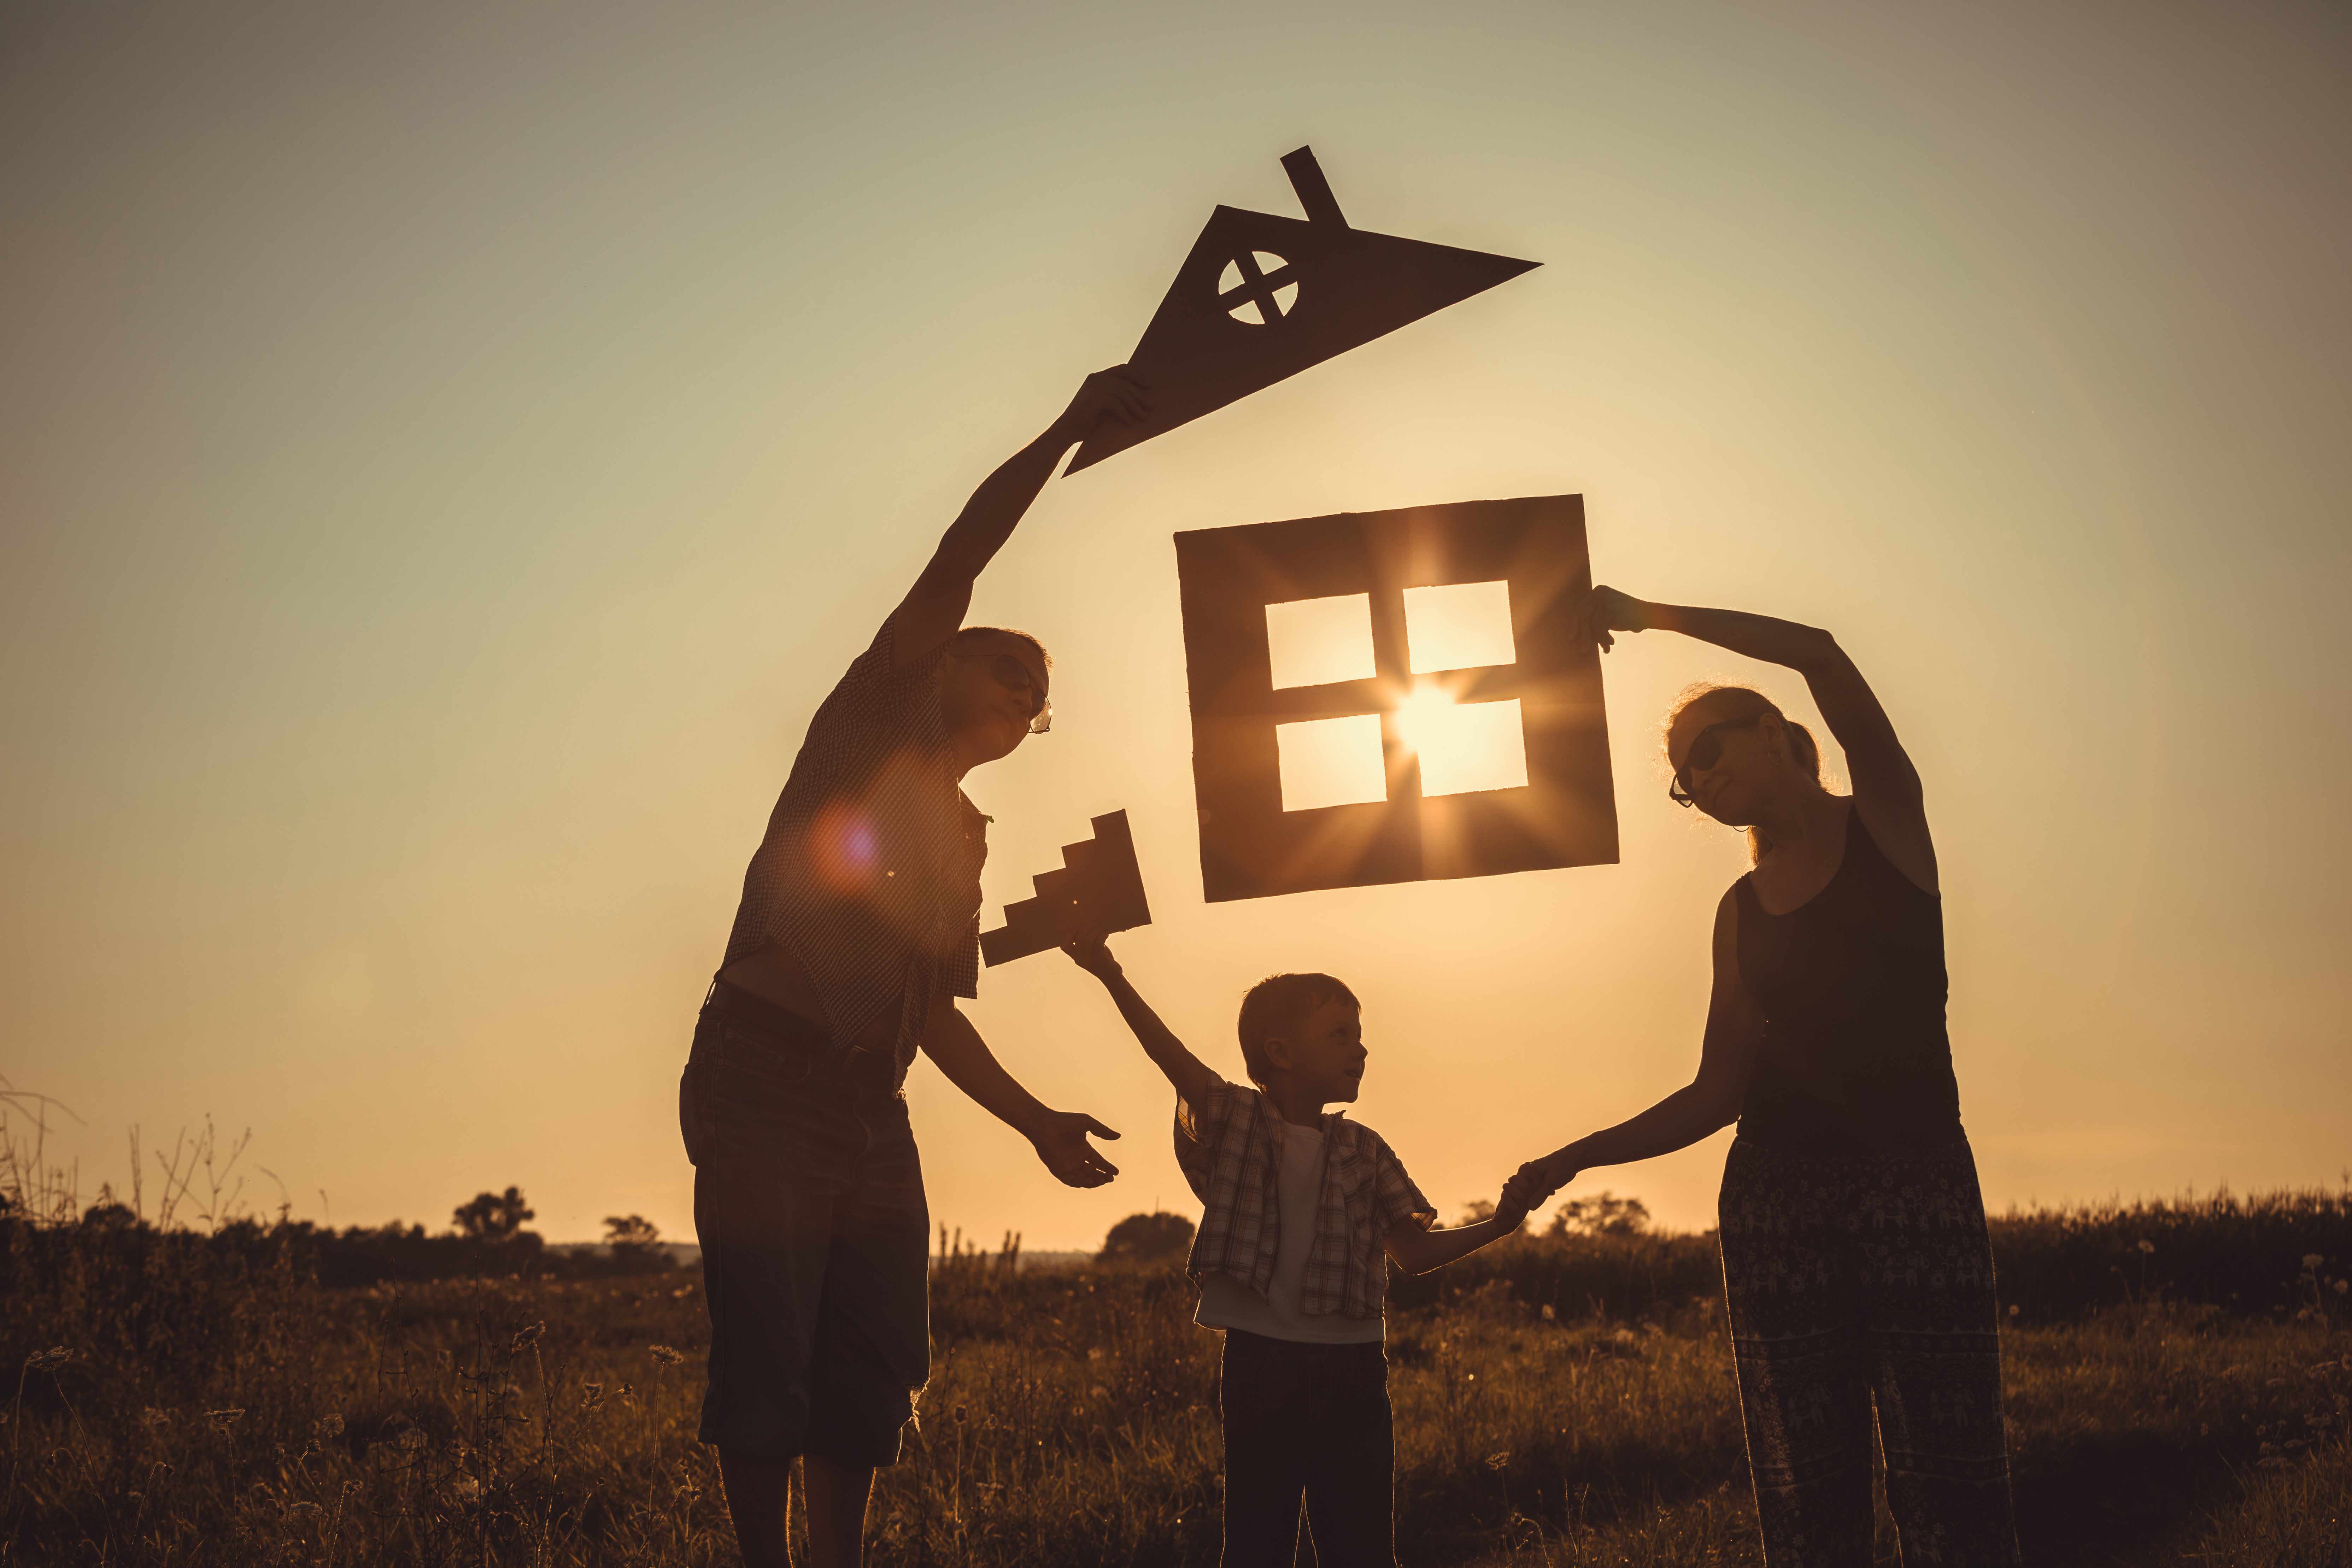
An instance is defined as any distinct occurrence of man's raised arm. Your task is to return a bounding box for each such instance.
[887,367,1149,665]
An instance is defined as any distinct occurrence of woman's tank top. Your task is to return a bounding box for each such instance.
[1733,807,1964,1157]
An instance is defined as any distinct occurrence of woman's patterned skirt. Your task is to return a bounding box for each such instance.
[1717,1137,2021,1567]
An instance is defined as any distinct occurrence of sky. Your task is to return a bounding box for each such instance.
[5,0,2347,1249]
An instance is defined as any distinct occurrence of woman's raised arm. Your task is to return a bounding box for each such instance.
[1582,586,1936,891]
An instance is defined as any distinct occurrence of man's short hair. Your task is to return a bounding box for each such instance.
[952,624,1052,670]
[1236,972,1360,1087]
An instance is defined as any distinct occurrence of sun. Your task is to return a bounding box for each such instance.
[1392,681,1530,797]
[1392,683,1460,756]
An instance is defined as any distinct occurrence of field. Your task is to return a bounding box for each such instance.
[5,1192,2350,1566]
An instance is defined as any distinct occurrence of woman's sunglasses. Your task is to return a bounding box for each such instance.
[956,651,1052,734]
[1667,713,1761,807]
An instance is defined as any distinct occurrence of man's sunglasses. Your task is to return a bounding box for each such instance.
[1667,712,1762,807]
[955,651,1052,734]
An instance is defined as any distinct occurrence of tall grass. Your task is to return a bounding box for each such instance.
[4,1191,2348,1565]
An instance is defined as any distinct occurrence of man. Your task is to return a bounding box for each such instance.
[679,366,1150,1568]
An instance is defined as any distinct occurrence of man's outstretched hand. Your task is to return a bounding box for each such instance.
[1047,366,1151,445]
[1026,1108,1122,1188]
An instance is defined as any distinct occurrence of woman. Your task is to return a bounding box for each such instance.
[1508,587,2020,1566]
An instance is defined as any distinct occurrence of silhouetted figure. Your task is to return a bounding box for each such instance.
[1064,934,1531,1568]
[680,366,1145,1568]
[1506,588,2020,1568]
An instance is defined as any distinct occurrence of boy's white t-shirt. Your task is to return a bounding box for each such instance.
[1195,1122,1385,1344]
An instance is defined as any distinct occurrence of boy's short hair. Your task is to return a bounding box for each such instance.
[1236,972,1360,1087]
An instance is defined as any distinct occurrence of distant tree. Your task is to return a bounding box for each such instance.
[1457,1198,1497,1226]
[1098,1210,1195,1265]
[452,1186,535,1242]
[1546,1192,1650,1239]
[602,1213,670,1269]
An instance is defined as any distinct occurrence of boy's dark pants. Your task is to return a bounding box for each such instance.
[1219,1329,1395,1568]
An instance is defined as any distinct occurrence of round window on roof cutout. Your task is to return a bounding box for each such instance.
[1217,252,1300,325]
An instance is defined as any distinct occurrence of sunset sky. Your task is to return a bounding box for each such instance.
[6,1,2347,1249]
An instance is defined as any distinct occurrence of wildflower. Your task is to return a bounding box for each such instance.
[313,1414,345,1440]
[1089,1386,1108,1398]
[954,1405,968,1424]
[1540,1304,1556,1322]
[25,1346,75,1373]
[2136,1240,2155,1255]
[617,1382,639,1409]
[2335,1280,2347,1296]
[140,1408,173,1429]
[1485,1451,1511,1471]
[509,1322,545,1354]
[580,1383,607,1412]
[1087,1346,1105,1362]
[650,1345,686,1366]
[207,1409,246,1434]
[395,1426,428,1452]
[2304,1253,2326,1270]
[2007,1304,2020,1319]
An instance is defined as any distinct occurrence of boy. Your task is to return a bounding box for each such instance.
[1063,936,1532,1568]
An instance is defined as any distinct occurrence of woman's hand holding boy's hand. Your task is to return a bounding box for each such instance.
[1060,930,1122,981]
[1511,1149,1581,1207]
[1494,1173,1540,1231]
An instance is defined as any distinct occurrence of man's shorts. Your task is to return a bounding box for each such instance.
[680,981,929,1467]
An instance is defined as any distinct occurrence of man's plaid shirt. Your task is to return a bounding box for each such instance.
[1175,1079,1435,1320]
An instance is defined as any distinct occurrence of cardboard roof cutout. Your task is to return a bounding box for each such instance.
[979,810,1152,965]
[1175,496,1616,902]
[1065,147,1539,473]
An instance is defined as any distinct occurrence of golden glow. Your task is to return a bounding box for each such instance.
[6,2,2344,1253]
[1394,685,1530,796]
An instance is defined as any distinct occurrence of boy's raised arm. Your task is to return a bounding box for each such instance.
[1061,936,1222,1108]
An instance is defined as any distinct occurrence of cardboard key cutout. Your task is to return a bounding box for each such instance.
[1065,147,1539,472]
[979,810,1152,965]
[1176,496,1616,902]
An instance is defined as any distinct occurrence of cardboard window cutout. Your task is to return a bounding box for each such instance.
[979,810,1152,965]
[1066,147,1538,474]
[1175,496,1616,903]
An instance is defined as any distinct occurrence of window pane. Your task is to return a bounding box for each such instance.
[1412,698,1528,797]
[1265,593,1376,689]
[1276,714,1388,811]
[1403,581,1515,673]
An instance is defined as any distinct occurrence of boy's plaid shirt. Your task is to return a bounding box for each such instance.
[1175,1079,1435,1320]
